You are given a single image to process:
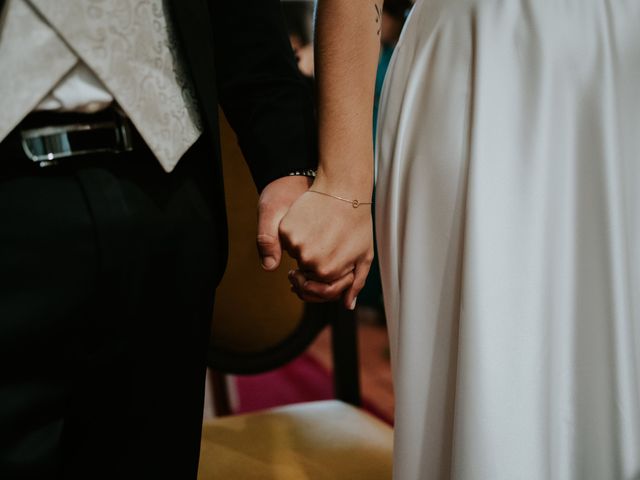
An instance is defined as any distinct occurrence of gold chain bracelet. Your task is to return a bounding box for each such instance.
[308,190,373,209]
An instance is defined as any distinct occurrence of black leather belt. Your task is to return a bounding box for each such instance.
[0,108,144,175]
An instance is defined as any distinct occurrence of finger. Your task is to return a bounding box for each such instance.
[302,271,355,302]
[290,269,354,303]
[300,261,355,284]
[288,269,309,292]
[290,286,327,303]
[257,207,285,271]
[343,259,373,310]
[289,275,328,303]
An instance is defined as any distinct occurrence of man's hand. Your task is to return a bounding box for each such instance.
[257,175,313,271]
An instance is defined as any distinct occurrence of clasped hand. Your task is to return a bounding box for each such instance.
[258,176,374,309]
[257,176,374,310]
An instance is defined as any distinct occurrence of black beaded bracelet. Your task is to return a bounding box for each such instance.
[288,169,317,178]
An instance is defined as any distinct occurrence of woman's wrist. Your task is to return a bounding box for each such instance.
[311,170,374,203]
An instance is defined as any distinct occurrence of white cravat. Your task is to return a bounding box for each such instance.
[37,62,115,113]
[0,0,77,140]
[0,0,202,172]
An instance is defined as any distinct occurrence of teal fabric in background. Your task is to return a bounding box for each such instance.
[358,44,395,312]
[373,44,395,135]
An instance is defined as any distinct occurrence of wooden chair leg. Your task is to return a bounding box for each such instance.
[210,370,233,417]
[330,303,362,407]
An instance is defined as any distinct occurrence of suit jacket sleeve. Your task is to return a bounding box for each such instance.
[210,0,317,192]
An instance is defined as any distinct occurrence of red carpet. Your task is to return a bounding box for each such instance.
[233,352,393,425]
[234,354,333,413]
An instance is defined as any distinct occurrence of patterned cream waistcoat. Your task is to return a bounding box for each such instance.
[0,0,201,172]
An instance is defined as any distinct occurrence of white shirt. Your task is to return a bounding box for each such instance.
[36,62,114,113]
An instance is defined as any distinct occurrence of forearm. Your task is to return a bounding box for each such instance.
[313,0,382,199]
[212,0,317,192]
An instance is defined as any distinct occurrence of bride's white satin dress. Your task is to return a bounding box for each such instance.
[375,0,640,478]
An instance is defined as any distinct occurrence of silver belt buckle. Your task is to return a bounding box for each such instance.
[20,118,133,168]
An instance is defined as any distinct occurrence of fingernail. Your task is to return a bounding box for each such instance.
[288,270,295,277]
[303,280,309,288]
[349,297,357,311]
[262,256,276,270]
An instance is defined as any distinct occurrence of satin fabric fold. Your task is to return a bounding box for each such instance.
[376,0,640,478]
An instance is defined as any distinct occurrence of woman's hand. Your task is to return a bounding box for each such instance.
[278,180,374,310]
[284,0,380,309]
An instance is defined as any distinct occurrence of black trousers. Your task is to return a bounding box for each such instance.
[0,134,221,479]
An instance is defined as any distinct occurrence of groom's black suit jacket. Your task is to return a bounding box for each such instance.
[0,0,316,275]
[0,1,315,477]
[169,0,317,277]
